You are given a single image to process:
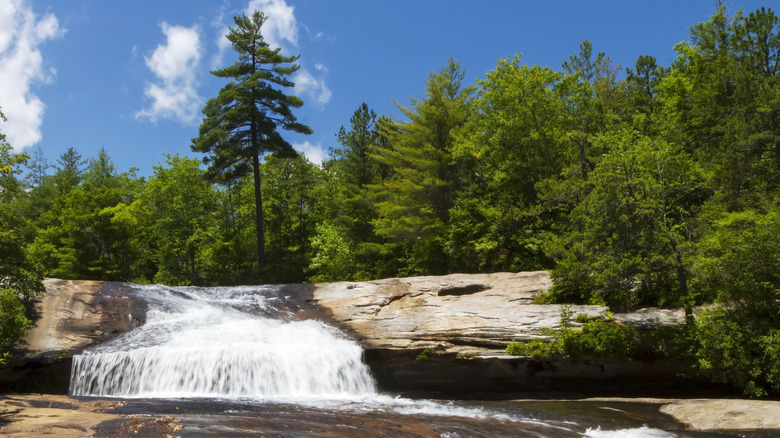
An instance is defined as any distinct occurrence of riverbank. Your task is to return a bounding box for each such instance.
[2,393,779,437]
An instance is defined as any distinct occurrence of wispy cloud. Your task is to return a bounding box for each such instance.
[293,140,326,166]
[0,0,63,151]
[209,2,231,69]
[135,22,202,125]
[295,67,331,106]
[246,0,298,51]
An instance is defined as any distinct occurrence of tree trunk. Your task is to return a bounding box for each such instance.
[671,241,693,324]
[252,154,265,275]
[573,137,589,181]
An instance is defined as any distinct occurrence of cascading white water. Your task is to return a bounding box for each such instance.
[69,284,376,398]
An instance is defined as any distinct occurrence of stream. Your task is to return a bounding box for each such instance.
[67,284,771,437]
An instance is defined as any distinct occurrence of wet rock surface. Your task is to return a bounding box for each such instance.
[2,394,779,437]
[660,399,780,431]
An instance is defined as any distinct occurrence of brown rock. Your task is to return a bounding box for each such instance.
[1,279,143,393]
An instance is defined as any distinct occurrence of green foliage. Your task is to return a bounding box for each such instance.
[130,154,218,285]
[693,207,780,311]
[506,306,639,361]
[545,127,706,310]
[192,10,312,277]
[416,348,435,361]
[309,222,354,282]
[370,58,474,275]
[695,307,780,397]
[29,148,142,281]
[0,139,45,302]
[450,57,566,272]
[0,107,43,362]
[0,288,32,365]
[262,154,322,283]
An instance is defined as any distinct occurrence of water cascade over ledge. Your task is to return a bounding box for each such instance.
[64,283,716,437]
[69,284,376,398]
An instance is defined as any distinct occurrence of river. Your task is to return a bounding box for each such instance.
[67,284,776,437]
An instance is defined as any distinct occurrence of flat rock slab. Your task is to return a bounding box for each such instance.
[0,394,180,437]
[660,399,780,431]
[3,394,779,436]
[312,271,605,353]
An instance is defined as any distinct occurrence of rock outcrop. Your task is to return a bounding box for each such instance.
[310,271,596,355]
[304,271,700,396]
[0,279,143,393]
[2,272,700,396]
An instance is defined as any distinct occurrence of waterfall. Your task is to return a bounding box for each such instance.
[69,284,377,398]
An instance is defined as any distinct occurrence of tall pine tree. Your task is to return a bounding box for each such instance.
[192,11,312,278]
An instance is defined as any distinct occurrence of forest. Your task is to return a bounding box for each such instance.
[1,5,779,396]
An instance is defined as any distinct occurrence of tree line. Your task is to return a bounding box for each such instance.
[2,5,779,395]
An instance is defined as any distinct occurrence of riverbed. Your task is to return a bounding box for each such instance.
[3,393,779,437]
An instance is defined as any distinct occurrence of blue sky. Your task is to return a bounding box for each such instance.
[0,0,772,176]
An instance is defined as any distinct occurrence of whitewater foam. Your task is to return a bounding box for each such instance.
[70,284,376,398]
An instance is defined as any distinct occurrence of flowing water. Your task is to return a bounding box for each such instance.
[69,284,762,437]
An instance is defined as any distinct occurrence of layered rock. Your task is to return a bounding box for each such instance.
[0,279,143,393]
[310,271,578,354]
[310,271,688,355]
[306,271,699,396]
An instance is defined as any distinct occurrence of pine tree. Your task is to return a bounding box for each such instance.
[192,11,312,278]
[371,58,473,274]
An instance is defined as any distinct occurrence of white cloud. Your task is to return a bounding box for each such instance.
[0,0,63,151]
[246,0,298,50]
[211,24,232,69]
[295,68,331,106]
[212,1,332,108]
[135,23,202,125]
[293,140,326,166]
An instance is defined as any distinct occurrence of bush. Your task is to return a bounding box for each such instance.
[506,306,639,361]
[0,288,32,365]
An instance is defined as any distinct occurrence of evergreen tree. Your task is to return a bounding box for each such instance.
[547,127,706,311]
[561,40,621,181]
[192,11,312,279]
[54,147,86,194]
[371,58,473,274]
[263,153,322,282]
[333,102,381,189]
[30,148,141,280]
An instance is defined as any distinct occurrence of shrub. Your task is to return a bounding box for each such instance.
[506,306,638,361]
[0,288,32,365]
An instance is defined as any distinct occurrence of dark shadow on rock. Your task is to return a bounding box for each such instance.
[437,283,490,296]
